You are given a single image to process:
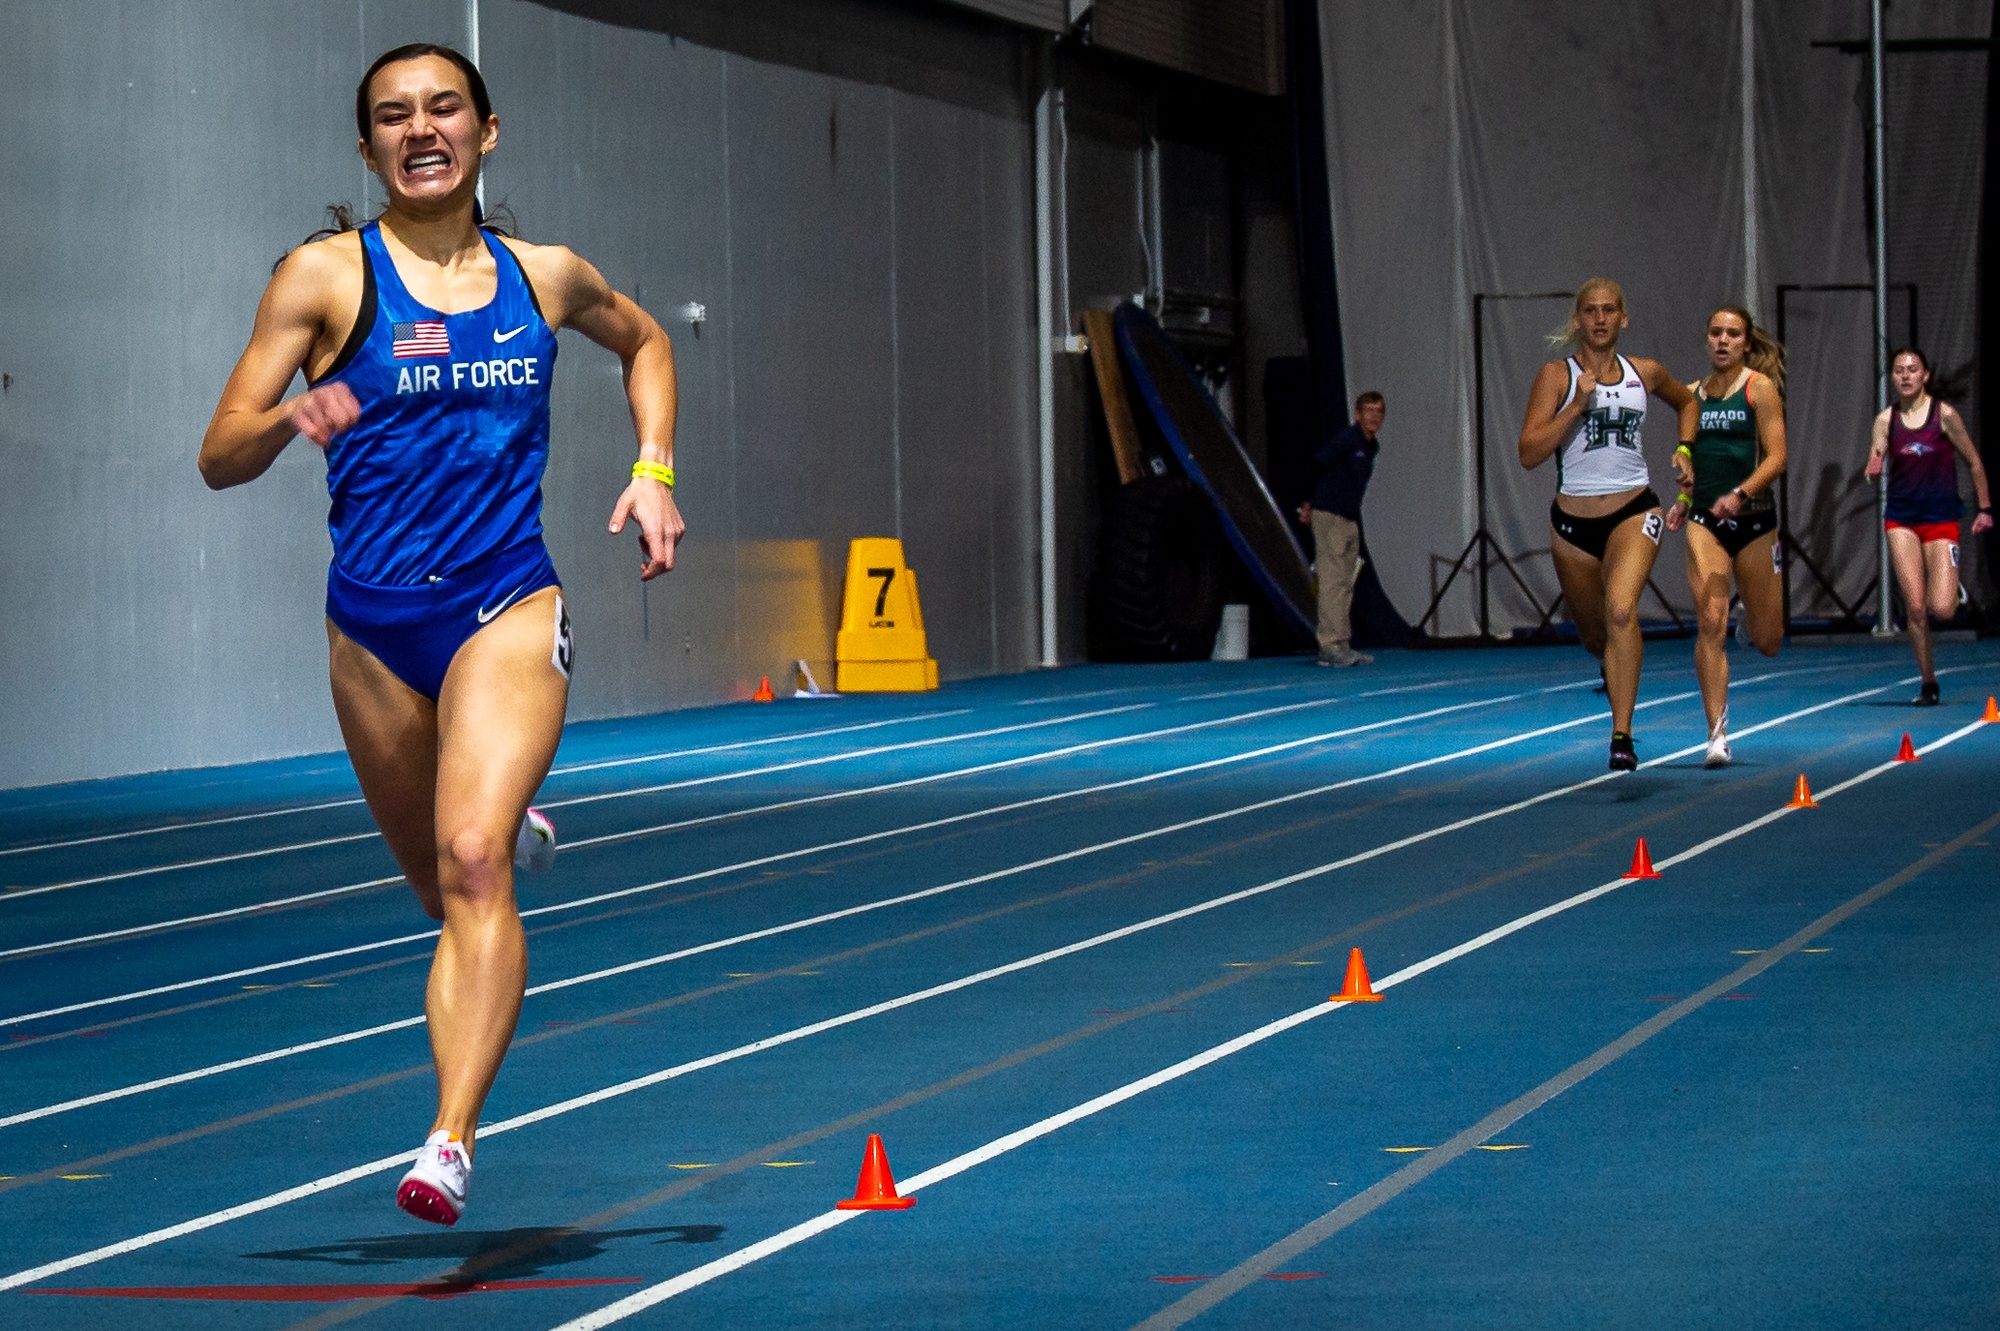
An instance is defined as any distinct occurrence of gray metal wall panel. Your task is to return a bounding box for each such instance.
[480,6,746,714]
[978,108,1043,674]
[723,63,902,690]
[0,0,456,786]
[0,0,1039,787]
[891,94,1037,677]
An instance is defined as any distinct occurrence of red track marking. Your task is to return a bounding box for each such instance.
[25,1278,642,1302]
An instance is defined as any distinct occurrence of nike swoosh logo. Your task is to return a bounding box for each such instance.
[476,585,527,623]
[493,325,529,344]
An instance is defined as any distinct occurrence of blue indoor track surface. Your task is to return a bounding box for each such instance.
[2,641,1996,1330]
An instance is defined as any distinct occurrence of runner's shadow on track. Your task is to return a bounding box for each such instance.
[243,1225,723,1279]
[1607,776,1669,801]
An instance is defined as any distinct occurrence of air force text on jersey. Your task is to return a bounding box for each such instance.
[394,357,543,395]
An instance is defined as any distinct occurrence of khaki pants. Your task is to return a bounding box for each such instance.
[1312,510,1361,655]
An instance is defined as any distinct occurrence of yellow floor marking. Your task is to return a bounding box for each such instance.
[789,970,822,976]
[726,973,758,978]
[303,983,337,988]
[762,1161,813,1168]
[669,1164,714,1171]
[1382,1147,1429,1154]
[0,1176,13,1181]
[1289,961,1321,967]
[1802,948,1831,953]
[1476,1144,1530,1152]
[241,984,270,990]
[1225,963,1256,968]
[61,1174,108,1181]
[1732,949,1762,955]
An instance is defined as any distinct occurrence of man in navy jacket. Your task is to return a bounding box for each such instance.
[1297,392,1383,666]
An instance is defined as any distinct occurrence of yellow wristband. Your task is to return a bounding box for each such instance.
[1674,444,1693,457]
[1676,493,1692,507]
[632,460,675,488]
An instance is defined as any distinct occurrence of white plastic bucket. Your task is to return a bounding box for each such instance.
[1210,603,1250,661]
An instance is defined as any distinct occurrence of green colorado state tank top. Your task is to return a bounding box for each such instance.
[1690,375,1766,512]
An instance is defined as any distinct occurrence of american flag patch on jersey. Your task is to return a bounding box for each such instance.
[391,320,451,358]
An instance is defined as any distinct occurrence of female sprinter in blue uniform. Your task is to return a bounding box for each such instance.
[198,44,684,1226]
[1866,348,1994,704]
[1519,279,1698,770]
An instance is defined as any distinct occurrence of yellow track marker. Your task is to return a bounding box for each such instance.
[303,983,337,988]
[669,1164,714,1171]
[61,1174,108,1181]
[1732,950,1762,955]
[726,973,757,979]
[1225,963,1256,968]
[1289,961,1321,967]
[241,984,270,990]
[1382,1147,1429,1154]
[1802,948,1830,953]
[1476,1144,1529,1152]
[762,1161,813,1168]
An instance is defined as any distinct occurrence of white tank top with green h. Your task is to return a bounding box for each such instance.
[1555,353,1651,496]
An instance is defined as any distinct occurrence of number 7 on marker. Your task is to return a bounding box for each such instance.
[867,567,897,621]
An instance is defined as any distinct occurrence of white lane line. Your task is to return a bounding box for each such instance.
[0,684,1635,1118]
[0,674,1601,1017]
[0,705,1154,901]
[532,704,1148,814]
[537,711,971,777]
[546,713,1995,1331]
[0,712,976,861]
[0,675,1938,1285]
[0,674,1519,974]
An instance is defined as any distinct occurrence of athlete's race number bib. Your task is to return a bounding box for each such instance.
[552,595,574,679]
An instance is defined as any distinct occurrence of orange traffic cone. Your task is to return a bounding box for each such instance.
[1983,696,1999,723]
[1895,732,1919,762]
[1786,774,1818,809]
[1330,947,1384,1002]
[835,1134,915,1210]
[1622,838,1661,879]
[752,675,775,702]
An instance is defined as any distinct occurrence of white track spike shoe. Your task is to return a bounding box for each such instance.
[396,1129,470,1226]
[514,807,557,873]
[1704,710,1732,769]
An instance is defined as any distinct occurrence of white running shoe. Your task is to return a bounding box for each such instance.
[514,807,556,873]
[396,1129,470,1226]
[1704,711,1732,769]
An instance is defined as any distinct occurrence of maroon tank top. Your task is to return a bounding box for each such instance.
[1885,398,1961,525]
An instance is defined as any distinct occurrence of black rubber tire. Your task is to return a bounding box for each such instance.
[1097,475,1228,660]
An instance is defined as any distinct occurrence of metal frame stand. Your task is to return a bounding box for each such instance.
[1418,291,1572,641]
[1772,281,1917,632]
